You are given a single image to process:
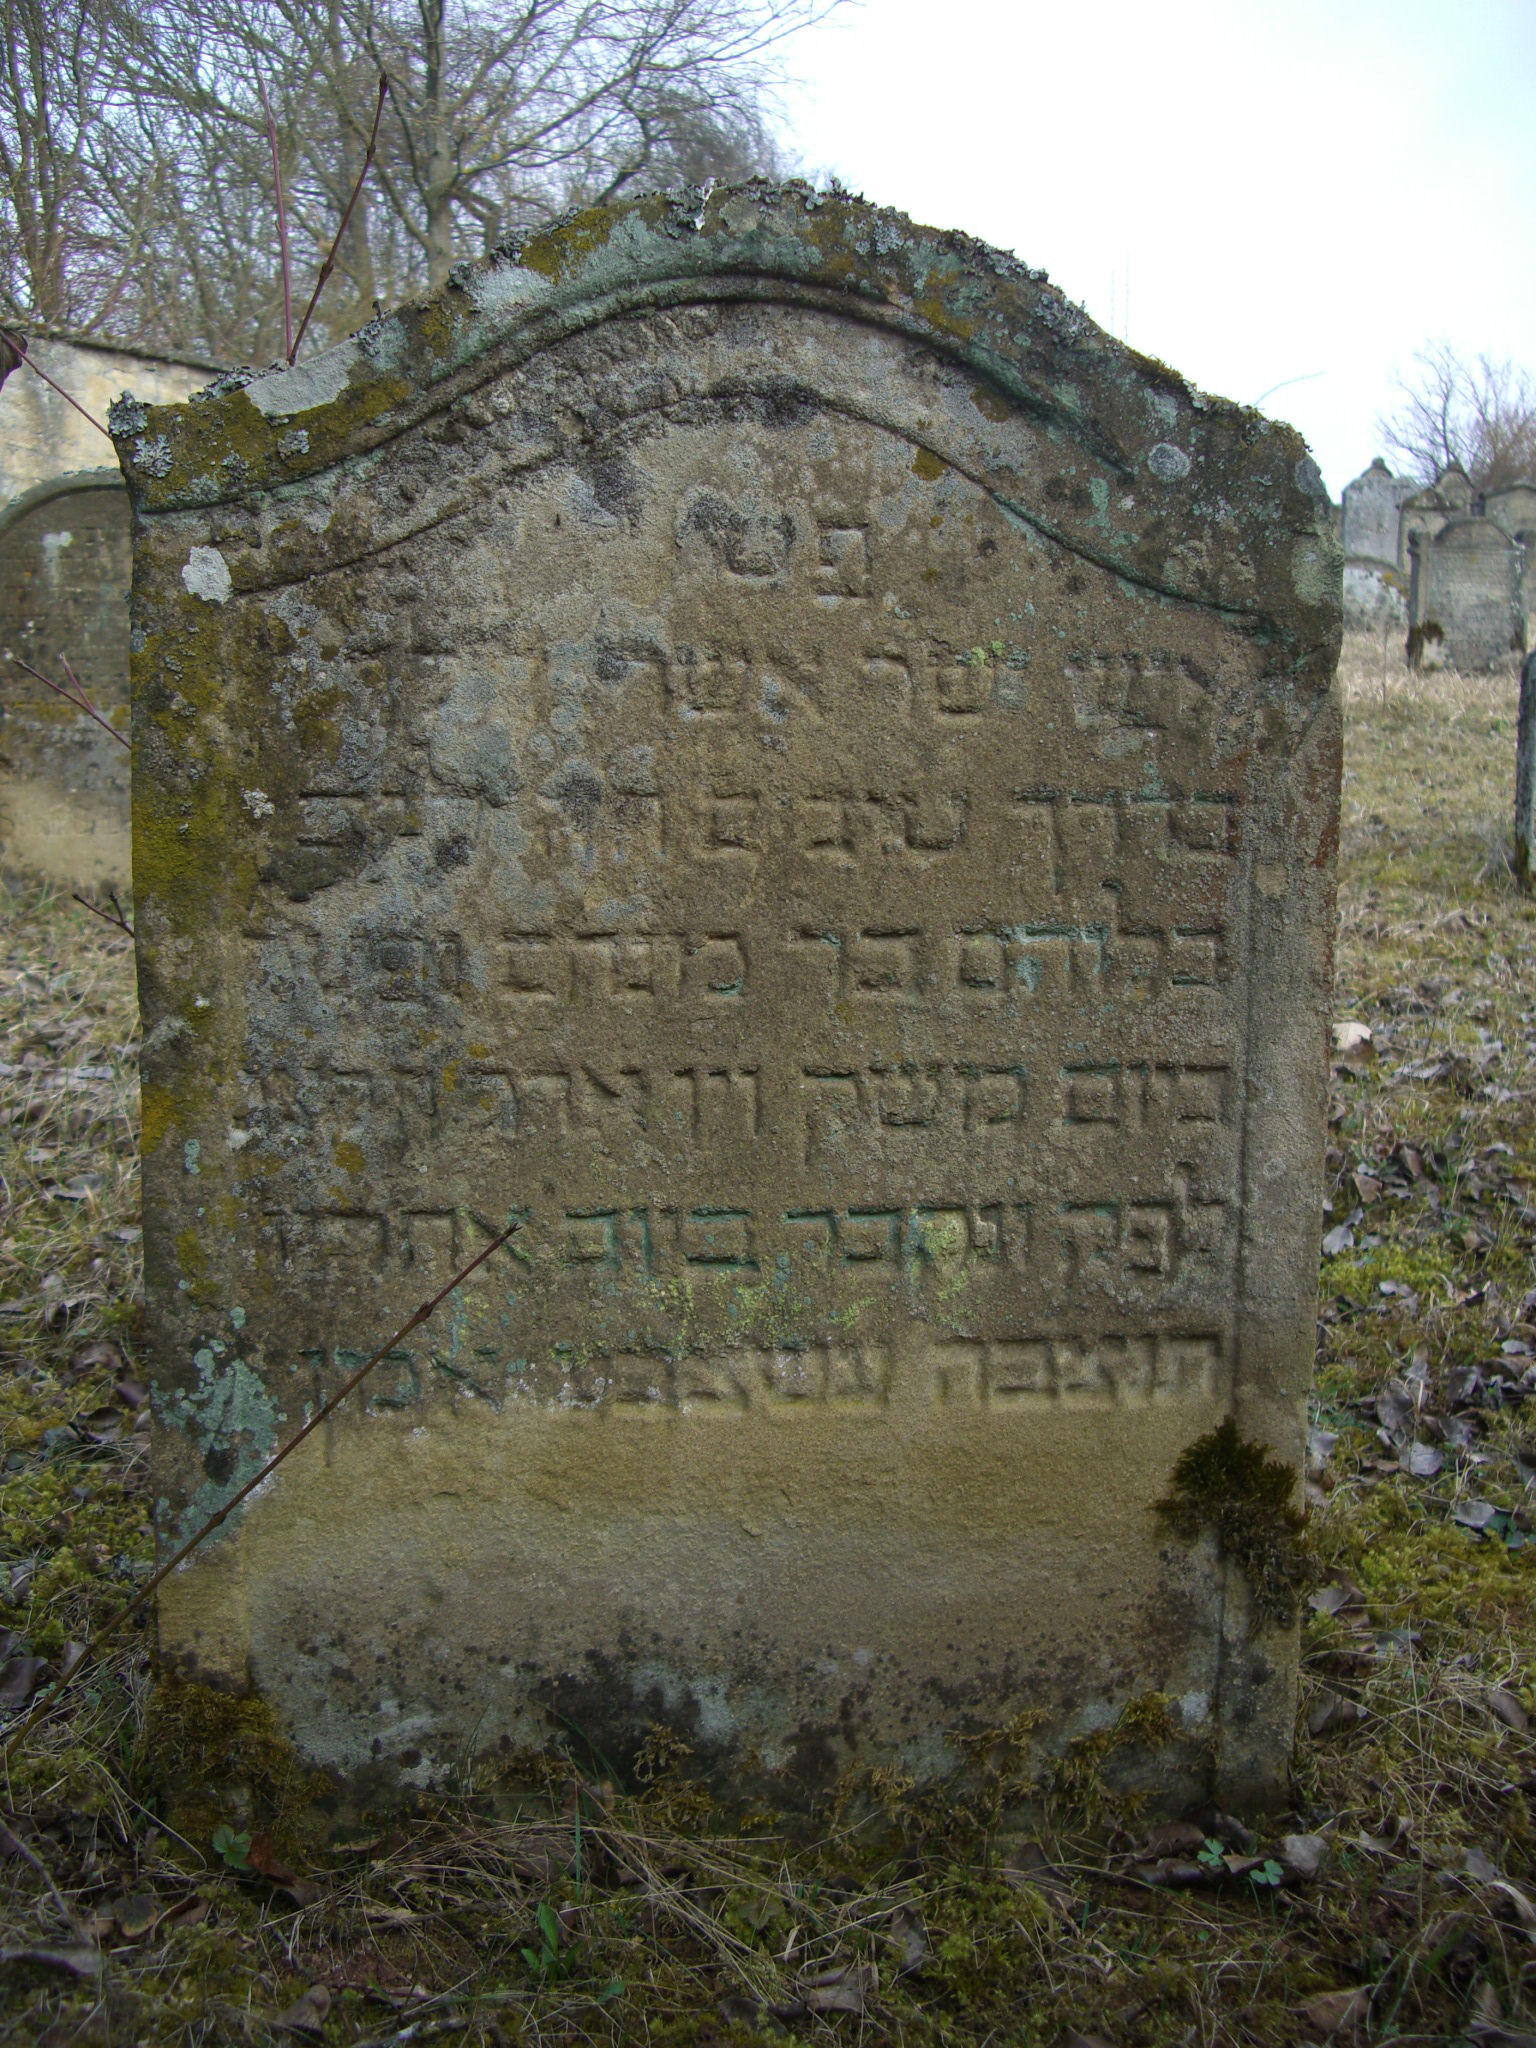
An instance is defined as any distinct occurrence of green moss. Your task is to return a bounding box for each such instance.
[519,204,619,280]
[143,1678,324,1844]
[1324,1237,1459,1301]
[1157,1419,1307,1626]
[1321,1483,1536,1636]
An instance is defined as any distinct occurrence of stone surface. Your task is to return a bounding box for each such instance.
[0,337,209,884]
[1517,650,1536,891]
[119,184,1342,1810]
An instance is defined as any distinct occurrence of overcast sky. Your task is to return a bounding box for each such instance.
[774,0,1536,497]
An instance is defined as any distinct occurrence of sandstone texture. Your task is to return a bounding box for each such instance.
[119,183,1342,1809]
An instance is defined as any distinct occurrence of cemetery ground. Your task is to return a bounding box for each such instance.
[1,636,1534,2048]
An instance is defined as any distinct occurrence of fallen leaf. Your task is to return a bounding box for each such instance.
[1489,1688,1530,1733]
[0,1944,103,1977]
[1276,1833,1329,1880]
[247,1832,297,1885]
[799,1961,877,2014]
[1307,1692,1368,1737]
[1481,1878,1536,1933]
[1405,1441,1444,1478]
[1352,1170,1382,1204]
[1200,1810,1257,1853]
[1376,1382,1415,1445]
[889,1906,928,1977]
[1322,1223,1356,1256]
[162,1894,208,1929]
[275,1983,332,2037]
[275,1876,326,1907]
[1132,1857,1210,1887]
[0,1657,47,1711]
[1310,1582,1365,1619]
[1453,1500,1500,1531]
[1471,2023,1536,2048]
[1134,1820,1207,1859]
[719,1993,785,2035]
[1332,1021,1376,1073]
[1300,1986,1371,2036]
[507,1828,578,1881]
[67,1340,125,1378]
[110,1894,162,1940]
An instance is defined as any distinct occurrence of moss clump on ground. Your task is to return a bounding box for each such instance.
[141,1678,326,1846]
[1157,1419,1309,1625]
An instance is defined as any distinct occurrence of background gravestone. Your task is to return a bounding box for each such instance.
[0,480,133,883]
[120,185,1341,1810]
[0,335,209,884]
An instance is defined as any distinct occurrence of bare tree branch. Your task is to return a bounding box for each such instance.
[0,0,838,356]
[1380,342,1536,494]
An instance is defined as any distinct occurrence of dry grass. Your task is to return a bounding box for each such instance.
[2,635,1535,2045]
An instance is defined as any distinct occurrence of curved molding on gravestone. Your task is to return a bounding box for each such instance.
[0,466,126,536]
[111,182,1339,689]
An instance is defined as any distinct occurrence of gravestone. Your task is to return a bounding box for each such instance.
[0,335,209,885]
[1517,650,1536,891]
[0,480,132,883]
[119,186,1341,1811]
[1416,517,1521,672]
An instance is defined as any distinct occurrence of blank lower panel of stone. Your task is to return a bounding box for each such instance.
[121,186,1342,1810]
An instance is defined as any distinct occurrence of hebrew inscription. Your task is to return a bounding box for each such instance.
[223,364,1261,1379]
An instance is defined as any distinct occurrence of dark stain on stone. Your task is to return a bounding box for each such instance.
[433,832,472,869]
[678,491,794,579]
[579,451,642,527]
[550,764,604,827]
[1044,475,1093,512]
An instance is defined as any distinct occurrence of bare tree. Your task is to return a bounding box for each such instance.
[1379,342,1536,494]
[1,0,832,363]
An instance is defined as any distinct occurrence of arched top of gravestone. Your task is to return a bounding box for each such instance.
[1434,516,1517,555]
[111,182,1338,675]
[0,467,125,537]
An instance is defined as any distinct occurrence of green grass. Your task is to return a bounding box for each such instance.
[2,635,1535,2044]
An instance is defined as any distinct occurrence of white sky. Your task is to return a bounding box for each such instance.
[773,0,1536,497]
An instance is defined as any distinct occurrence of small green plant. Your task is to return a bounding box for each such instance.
[1196,1838,1225,1870]
[522,1899,566,1984]
[960,639,1006,667]
[1249,1859,1286,1888]
[210,1823,251,1871]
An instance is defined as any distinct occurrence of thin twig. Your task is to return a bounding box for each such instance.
[291,72,389,362]
[0,1818,85,1938]
[72,893,133,938]
[3,650,129,749]
[257,70,293,361]
[0,327,110,439]
[0,1218,520,1766]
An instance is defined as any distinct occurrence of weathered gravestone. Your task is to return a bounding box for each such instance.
[1517,650,1536,891]
[119,185,1341,1811]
